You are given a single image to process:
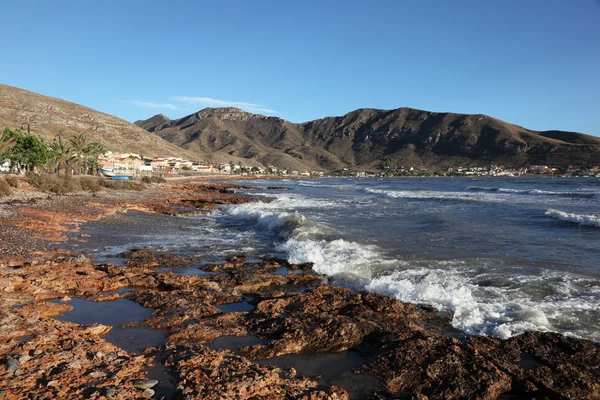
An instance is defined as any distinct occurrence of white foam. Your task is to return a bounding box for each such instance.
[364,187,500,202]
[363,265,600,340]
[277,237,391,281]
[545,209,600,228]
[466,185,599,198]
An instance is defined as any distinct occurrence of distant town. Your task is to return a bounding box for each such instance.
[92,151,600,179]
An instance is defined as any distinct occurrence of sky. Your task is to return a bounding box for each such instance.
[1,0,599,135]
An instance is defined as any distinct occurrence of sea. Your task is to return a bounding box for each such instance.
[96,177,600,342]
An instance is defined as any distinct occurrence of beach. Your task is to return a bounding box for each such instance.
[1,178,599,399]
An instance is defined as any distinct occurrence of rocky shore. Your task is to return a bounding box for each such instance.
[1,181,599,399]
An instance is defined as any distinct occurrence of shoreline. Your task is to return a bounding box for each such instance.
[1,181,599,399]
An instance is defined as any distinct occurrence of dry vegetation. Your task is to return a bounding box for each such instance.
[23,173,146,194]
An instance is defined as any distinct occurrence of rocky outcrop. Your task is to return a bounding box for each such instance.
[1,239,599,399]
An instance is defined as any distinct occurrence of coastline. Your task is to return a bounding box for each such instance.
[1,180,599,399]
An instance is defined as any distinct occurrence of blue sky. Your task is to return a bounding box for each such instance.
[1,0,599,135]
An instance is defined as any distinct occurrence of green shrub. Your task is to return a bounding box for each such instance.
[0,178,12,197]
[4,175,19,188]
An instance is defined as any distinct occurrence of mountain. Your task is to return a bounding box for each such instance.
[0,84,193,158]
[136,107,600,171]
[133,113,170,132]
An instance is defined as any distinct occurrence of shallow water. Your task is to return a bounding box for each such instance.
[53,297,165,353]
[206,335,268,351]
[216,301,255,314]
[256,351,377,399]
[80,177,600,342]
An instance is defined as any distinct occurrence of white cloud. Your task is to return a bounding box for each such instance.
[129,100,181,110]
[172,96,278,115]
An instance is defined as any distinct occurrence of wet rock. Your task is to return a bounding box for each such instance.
[133,379,158,389]
[242,286,428,359]
[164,344,348,399]
[142,388,155,397]
[5,359,19,374]
[83,324,112,336]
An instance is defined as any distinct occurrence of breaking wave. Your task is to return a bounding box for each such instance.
[226,196,387,280]
[363,187,496,202]
[545,209,600,228]
[222,195,600,341]
[466,186,599,198]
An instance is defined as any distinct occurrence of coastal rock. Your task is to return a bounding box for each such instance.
[242,286,429,359]
[5,359,19,374]
[133,379,158,389]
[163,344,349,400]
[2,238,599,399]
[83,324,112,336]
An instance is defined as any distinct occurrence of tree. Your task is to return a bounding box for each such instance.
[0,128,16,157]
[48,137,72,175]
[3,128,51,172]
[381,156,392,170]
[68,134,105,175]
[85,157,101,176]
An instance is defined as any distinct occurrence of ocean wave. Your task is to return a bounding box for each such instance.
[465,186,599,198]
[296,180,326,187]
[545,209,600,228]
[227,198,387,280]
[364,187,493,202]
[365,265,600,340]
[221,196,600,341]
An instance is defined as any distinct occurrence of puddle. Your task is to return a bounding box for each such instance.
[53,298,165,354]
[206,335,268,351]
[145,359,178,399]
[518,352,541,370]
[256,351,377,399]
[216,301,254,314]
[16,335,33,342]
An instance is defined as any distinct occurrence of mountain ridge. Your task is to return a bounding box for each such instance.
[137,106,600,170]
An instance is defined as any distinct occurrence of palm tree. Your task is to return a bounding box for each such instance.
[86,157,101,176]
[69,134,89,174]
[68,134,106,175]
[48,138,72,175]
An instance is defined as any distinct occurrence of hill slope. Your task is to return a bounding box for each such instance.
[137,107,600,170]
[0,84,193,158]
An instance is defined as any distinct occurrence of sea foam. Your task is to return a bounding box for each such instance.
[545,209,600,228]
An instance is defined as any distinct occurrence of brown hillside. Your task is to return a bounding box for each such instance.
[137,106,600,170]
[0,84,193,158]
